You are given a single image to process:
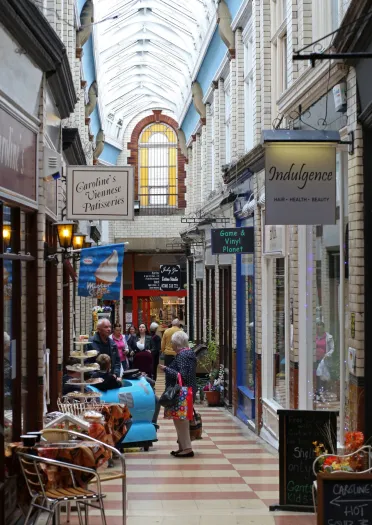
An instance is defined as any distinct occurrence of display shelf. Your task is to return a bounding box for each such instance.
[65,337,101,399]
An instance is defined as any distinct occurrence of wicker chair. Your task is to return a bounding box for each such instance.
[312,445,372,511]
[40,428,127,525]
[18,452,107,525]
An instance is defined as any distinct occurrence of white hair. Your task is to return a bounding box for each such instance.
[150,322,159,331]
[97,318,111,329]
[171,330,189,349]
[172,318,180,327]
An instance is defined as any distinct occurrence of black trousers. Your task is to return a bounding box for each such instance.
[152,352,160,381]
[164,354,175,367]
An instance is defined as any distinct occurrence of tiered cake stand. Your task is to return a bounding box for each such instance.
[65,340,103,400]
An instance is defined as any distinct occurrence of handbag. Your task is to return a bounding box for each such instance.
[190,410,202,441]
[159,382,181,407]
[164,374,193,421]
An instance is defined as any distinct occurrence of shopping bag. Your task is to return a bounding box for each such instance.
[164,374,193,421]
[159,383,181,407]
[190,410,203,441]
[316,358,330,381]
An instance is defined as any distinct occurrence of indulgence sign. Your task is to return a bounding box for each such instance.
[67,166,134,220]
[265,143,336,225]
[211,227,254,255]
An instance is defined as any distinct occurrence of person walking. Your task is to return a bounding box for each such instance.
[110,323,129,373]
[150,322,161,381]
[161,318,181,367]
[160,330,196,458]
[315,321,334,402]
[88,319,121,377]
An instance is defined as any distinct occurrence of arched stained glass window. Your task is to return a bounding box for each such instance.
[139,123,178,207]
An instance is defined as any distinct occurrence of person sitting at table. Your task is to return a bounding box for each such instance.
[62,358,88,396]
[91,354,122,392]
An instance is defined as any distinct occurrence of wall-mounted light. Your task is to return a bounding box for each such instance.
[55,221,75,251]
[84,239,93,248]
[72,232,86,250]
[3,224,11,249]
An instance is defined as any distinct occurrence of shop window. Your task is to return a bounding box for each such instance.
[241,253,255,391]
[313,151,348,412]
[139,123,178,208]
[273,258,286,405]
[224,80,231,164]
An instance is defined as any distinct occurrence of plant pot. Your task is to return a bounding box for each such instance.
[205,390,220,406]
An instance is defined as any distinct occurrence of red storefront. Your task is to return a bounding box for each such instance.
[122,253,187,330]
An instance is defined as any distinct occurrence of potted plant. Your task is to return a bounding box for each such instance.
[203,365,224,406]
[198,329,224,406]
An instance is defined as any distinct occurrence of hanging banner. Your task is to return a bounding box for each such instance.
[66,166,134,220]
[265,142,336,225]
[78,243,125,300]
[159,265,181,291]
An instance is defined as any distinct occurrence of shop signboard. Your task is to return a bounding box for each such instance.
[211,227,254,255]
[77,243,125,300]
[66,166,134,220]
[159,265,181,291]
[134,271,160,290]
[265,141,337,225]
[316,473,372,525]
[0,105,37,207]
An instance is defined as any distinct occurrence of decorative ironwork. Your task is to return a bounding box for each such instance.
[292,9,372,66]
[181,216,229,224]
[272,105,348,132]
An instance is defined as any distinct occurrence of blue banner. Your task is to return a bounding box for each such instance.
[78,243,125,300]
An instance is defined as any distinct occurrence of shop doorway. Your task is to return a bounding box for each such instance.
[219,267,232,406]
[124,294,186,331]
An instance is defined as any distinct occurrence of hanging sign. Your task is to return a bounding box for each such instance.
[211,227,254,254]
[264,142,337,225]
[159,265,181,291]
[78,243,125,300]
[134,271,160,290]
[66,166,134,220]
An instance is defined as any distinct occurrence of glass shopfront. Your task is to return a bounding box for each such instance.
[236,216,255,424]
[123,253,187,331]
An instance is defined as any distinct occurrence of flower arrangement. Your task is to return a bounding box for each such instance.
[203,364,224,392]
[313,431,366,473]
[92,306,112,313]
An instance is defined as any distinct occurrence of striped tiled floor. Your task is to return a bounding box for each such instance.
[61,373,316,524]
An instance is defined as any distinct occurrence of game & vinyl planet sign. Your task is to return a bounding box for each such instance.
[211,227,254,255]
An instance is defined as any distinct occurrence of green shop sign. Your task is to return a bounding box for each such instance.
[211,227,254,255]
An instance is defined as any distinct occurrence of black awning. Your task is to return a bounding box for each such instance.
[62,128,87,166]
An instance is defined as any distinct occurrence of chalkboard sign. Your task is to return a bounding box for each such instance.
[317,473,372,525]
[211,227,254,254]
[134,271,159,290]
[270,409,338,512]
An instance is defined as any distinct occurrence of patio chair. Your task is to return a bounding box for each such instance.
[18,452,107,525]
[312,445,372,511]
[40,427,127,525]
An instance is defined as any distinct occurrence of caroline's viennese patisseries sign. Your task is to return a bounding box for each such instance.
[66,166,134,220]
[78,243,125,300]
[265,143,336,225]
[0,106,37,206]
